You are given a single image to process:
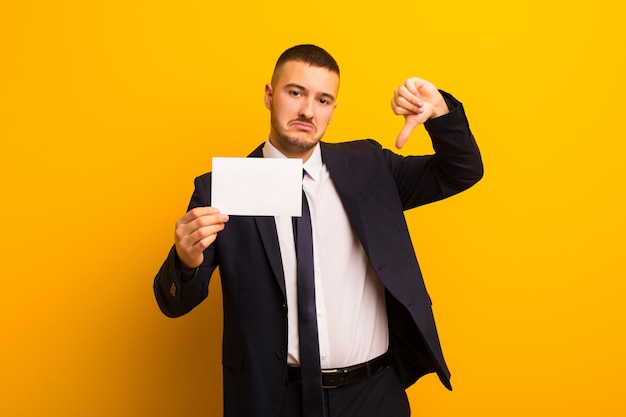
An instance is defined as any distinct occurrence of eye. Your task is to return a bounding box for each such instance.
[318,96,334,105]
[289,90,301,97]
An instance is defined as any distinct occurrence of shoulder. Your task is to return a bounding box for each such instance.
[321,139,404,168]
[196,171,212,184]
[321,139,390,161]
[322,138,382,152]
[320,140,406,191]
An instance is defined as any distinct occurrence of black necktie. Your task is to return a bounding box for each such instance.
[294,187,325,417]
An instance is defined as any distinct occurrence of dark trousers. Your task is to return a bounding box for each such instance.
[279,367,411,417]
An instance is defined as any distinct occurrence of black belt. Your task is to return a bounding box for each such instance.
[287,353,391,388]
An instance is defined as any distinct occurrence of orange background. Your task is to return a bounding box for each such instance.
[2,1,625,416]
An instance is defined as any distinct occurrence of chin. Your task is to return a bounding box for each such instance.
[283,135,318,152]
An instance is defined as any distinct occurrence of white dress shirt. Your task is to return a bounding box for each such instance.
[263,139,389,369]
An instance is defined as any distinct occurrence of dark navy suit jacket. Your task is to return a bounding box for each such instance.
[154,92,483,417]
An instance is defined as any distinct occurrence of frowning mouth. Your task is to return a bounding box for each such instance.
[289,119,316,132]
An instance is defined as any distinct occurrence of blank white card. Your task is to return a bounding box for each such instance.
[211,157,303,216]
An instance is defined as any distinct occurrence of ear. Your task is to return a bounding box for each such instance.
[264,84,273,110]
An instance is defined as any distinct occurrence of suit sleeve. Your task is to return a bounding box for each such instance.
[386,91,484,209]
[153,174,218,318]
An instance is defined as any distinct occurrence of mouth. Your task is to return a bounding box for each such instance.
[289,120,316,132]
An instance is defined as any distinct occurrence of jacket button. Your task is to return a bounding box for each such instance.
[276,349,285,359]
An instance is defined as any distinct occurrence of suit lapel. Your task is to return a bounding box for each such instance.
[319,143,369,253]
[254,216,286,298]
[248,143,287,299]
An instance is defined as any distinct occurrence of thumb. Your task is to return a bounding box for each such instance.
[395,116,420,149]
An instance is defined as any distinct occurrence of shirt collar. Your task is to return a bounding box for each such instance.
[262,138,323,182]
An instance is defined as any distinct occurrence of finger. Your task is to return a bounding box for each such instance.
[186,223,224,249]
[177,212,228,243]
[391,96,423,115]
[175,219,227,267]
[403,77,426,95]
[391,89,424,116]
[396,85,423,108]
[396,117,421,149]
[179,206,222,225]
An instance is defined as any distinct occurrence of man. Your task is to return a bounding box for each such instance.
[154,44,483,417]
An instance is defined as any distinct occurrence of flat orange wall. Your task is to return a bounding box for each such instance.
[2,1,625,416]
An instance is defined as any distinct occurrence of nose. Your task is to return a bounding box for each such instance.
[299,97,314,120]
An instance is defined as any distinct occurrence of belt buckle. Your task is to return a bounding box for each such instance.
[321,368,346,389]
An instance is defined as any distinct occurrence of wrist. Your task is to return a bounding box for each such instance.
[175,252,199,282]
[430,96,450,119]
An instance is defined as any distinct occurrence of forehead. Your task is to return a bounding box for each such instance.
[273,60,339,96]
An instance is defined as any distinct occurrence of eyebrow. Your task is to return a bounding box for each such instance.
[284,83,336,102]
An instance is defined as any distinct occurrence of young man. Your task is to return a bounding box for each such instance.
[154,44,483,417]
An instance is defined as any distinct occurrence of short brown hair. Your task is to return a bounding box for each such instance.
[271,44,340,85]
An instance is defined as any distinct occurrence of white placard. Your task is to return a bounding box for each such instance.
[211,157,303,216]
